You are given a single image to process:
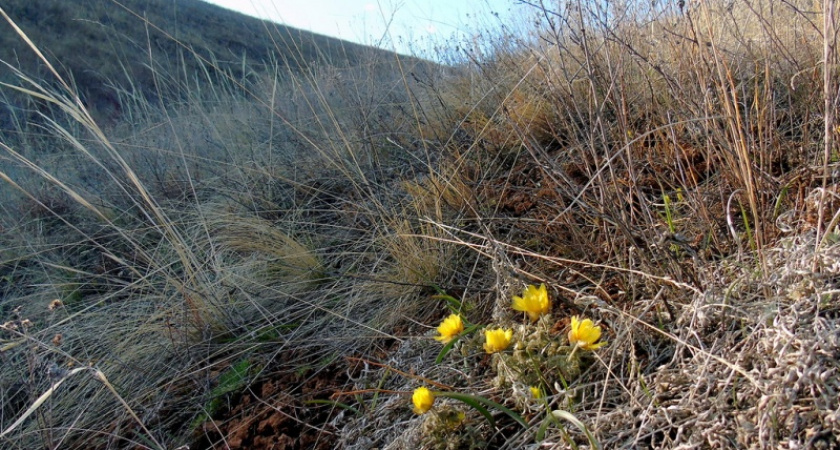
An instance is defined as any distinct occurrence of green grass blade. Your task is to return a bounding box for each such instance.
[431,289,464,313]
[304,399,361,415]
[436,392,495,428]
[437,391,528,429]
[551,410,601,450]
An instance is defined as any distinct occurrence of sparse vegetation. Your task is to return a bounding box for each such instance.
[1,0,840,449]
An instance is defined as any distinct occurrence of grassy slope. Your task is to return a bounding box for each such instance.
[0,0,392,127]
[1,0,839,449]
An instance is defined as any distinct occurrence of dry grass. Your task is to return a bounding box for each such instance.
[1,0,840,449]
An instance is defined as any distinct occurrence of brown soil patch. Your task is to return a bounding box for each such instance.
[190,361,353,450]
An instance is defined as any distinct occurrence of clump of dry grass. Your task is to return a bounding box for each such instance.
[0,4,450,448]
[573,229,840,448]
[337,0,840,448]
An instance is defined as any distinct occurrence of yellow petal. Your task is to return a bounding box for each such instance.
[512,284,551,322]
[483,328,513,353]
[412,387,435,414]
[530,386,543,399]
[568,316,606,351]
[434,314,464,343]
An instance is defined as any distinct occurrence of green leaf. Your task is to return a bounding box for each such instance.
[431,294,462,313]
[304,399,360,415]
[773,184,789,219]
[211,359,252,397]
[551,410,601,450]
[436,392,495,428]
[535,415,552,442]
[436,391,528,429]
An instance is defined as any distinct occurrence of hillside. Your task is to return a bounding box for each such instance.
[1,0,839,449]
[0,0,401,127]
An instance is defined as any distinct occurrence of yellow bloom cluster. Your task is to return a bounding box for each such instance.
[415,286,607,415]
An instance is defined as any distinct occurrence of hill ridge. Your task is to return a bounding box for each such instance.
[0,0,405,126]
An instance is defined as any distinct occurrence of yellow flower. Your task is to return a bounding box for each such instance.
[512,284,550,322]
[568,316,607,351]
[483,328,513,354]
[434,314,464,344]
[412,386,435,414]
[529,386,543,399]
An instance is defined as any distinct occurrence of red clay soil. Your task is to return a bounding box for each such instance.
[190,364,350,450]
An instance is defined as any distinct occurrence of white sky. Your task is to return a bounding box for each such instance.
[201,0,531,56]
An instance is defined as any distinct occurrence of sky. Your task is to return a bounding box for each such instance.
[201,0,532,57]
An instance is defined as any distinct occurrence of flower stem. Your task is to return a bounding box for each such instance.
[567,343,580,362]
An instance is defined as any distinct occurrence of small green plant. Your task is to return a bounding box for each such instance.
[663,192,676,234]
[410,284,607,445]
[661,189,687,253]
[189,358,255,431]
[536,409,602,449]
